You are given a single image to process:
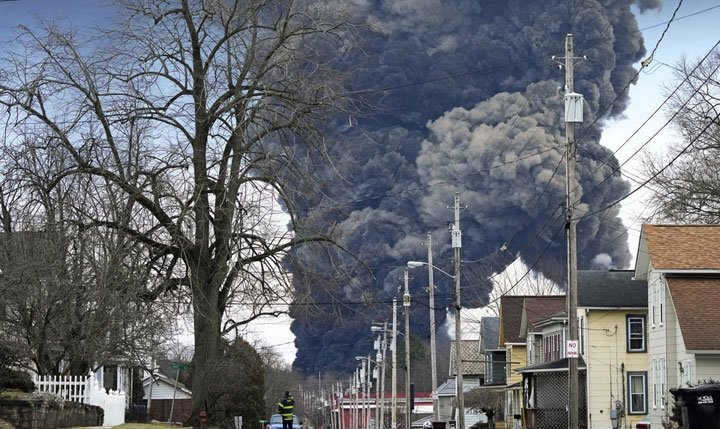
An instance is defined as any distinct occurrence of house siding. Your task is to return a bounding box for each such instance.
[505,344,526,429]
[143,381,192,400]
[583,310,648,429]
[647,270,670,427]
[694,355,720,384]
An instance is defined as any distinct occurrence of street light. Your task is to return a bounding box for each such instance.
[407,258,455,423]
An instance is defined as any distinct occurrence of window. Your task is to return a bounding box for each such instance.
[627,315,646,352]
[542,331,563,362]
[651,358,657,408]
[651,285,656,327]
[628,372,648,414]
[660,357,666,408]
[659,285,665,326]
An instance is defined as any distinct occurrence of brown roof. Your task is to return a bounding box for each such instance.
[667,277,720,351]
[499,295,565,344]
[523,296,567,335]
[643,224,720,270]
[499,296,527,345]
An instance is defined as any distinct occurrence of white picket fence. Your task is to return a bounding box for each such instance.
[33,373,126,426]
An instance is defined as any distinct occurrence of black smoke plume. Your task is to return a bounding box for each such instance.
[287,0,656,375]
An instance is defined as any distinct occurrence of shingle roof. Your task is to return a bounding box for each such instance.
[500,296,567,343]
[667,278,720,351]
[521,296,566,337]
[449,339,483,376]
[577,270,647,308]
[642,224,720,270]
[499,296,529,345]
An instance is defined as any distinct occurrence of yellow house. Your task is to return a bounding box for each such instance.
[499,295,565,429]
[578,270,649,429]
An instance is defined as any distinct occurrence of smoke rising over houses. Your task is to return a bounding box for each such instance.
[287,0,655,374]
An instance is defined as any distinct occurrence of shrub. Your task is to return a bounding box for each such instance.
[0,368,35,392]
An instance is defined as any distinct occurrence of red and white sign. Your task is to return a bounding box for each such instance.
[566,340,579,358]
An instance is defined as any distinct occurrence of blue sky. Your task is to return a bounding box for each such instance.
[600,2,720,267]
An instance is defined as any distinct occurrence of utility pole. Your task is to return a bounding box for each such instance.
[392,298,398,429]
[403,269,412,429]
[378,322,388,429]
[426,232,439,422]
[452,192,465,429]
[561,33,583,429]
[367,355,372,429]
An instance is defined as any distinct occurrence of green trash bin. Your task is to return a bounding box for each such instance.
[671,384,720,429]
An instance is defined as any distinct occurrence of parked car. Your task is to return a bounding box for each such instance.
[268,413,301,429]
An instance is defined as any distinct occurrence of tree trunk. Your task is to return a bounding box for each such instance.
[190,267,223,424]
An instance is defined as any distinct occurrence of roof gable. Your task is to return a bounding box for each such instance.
[519,296,566,338]
[499,296,528,345]
[667,277,720,351]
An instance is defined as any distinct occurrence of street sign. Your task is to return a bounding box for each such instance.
[566,340,579,358]
[170,362,189,372]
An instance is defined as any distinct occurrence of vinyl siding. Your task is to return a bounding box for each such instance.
[583,309,648,429]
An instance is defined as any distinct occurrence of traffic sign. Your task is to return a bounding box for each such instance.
[170,362,189,372]
[566,340,579,358]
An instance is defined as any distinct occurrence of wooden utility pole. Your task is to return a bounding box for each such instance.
[392,298,398,429]
[563,33,583,429]
[426,232,438,422]
[403,269,412,429]
[452,192,465,429]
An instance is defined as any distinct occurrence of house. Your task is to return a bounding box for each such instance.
[143,371,193,423]
[479,317,506,388]
[499,295,565,429]
[634,224,720,428]
[577,270,648,429]
[448,339,485,428]
[517,271,648,429]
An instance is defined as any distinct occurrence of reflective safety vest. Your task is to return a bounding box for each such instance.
[278,396,295,421]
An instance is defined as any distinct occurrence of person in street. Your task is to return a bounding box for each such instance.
[278,390,296,429]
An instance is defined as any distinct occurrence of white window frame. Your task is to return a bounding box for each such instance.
[628,372,648,415]
[659,284,665,326]
[651,284,657,327]
[660,357,666,408]
[652,358,657,409]
[627,315,646,352]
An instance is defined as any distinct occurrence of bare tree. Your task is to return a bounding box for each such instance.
[644,47,720,222]
[0,138,172,375]
[0,0,355,422]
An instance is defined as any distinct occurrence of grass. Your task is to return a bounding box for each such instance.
[66,424,175,429]
[111,425,177,429]
[0,389,31,400]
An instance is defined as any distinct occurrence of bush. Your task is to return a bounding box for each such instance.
[0,368,35,392]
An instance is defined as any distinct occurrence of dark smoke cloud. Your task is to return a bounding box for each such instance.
[288,0,658,374]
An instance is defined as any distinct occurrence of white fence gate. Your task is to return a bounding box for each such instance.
[34,373,126,426]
